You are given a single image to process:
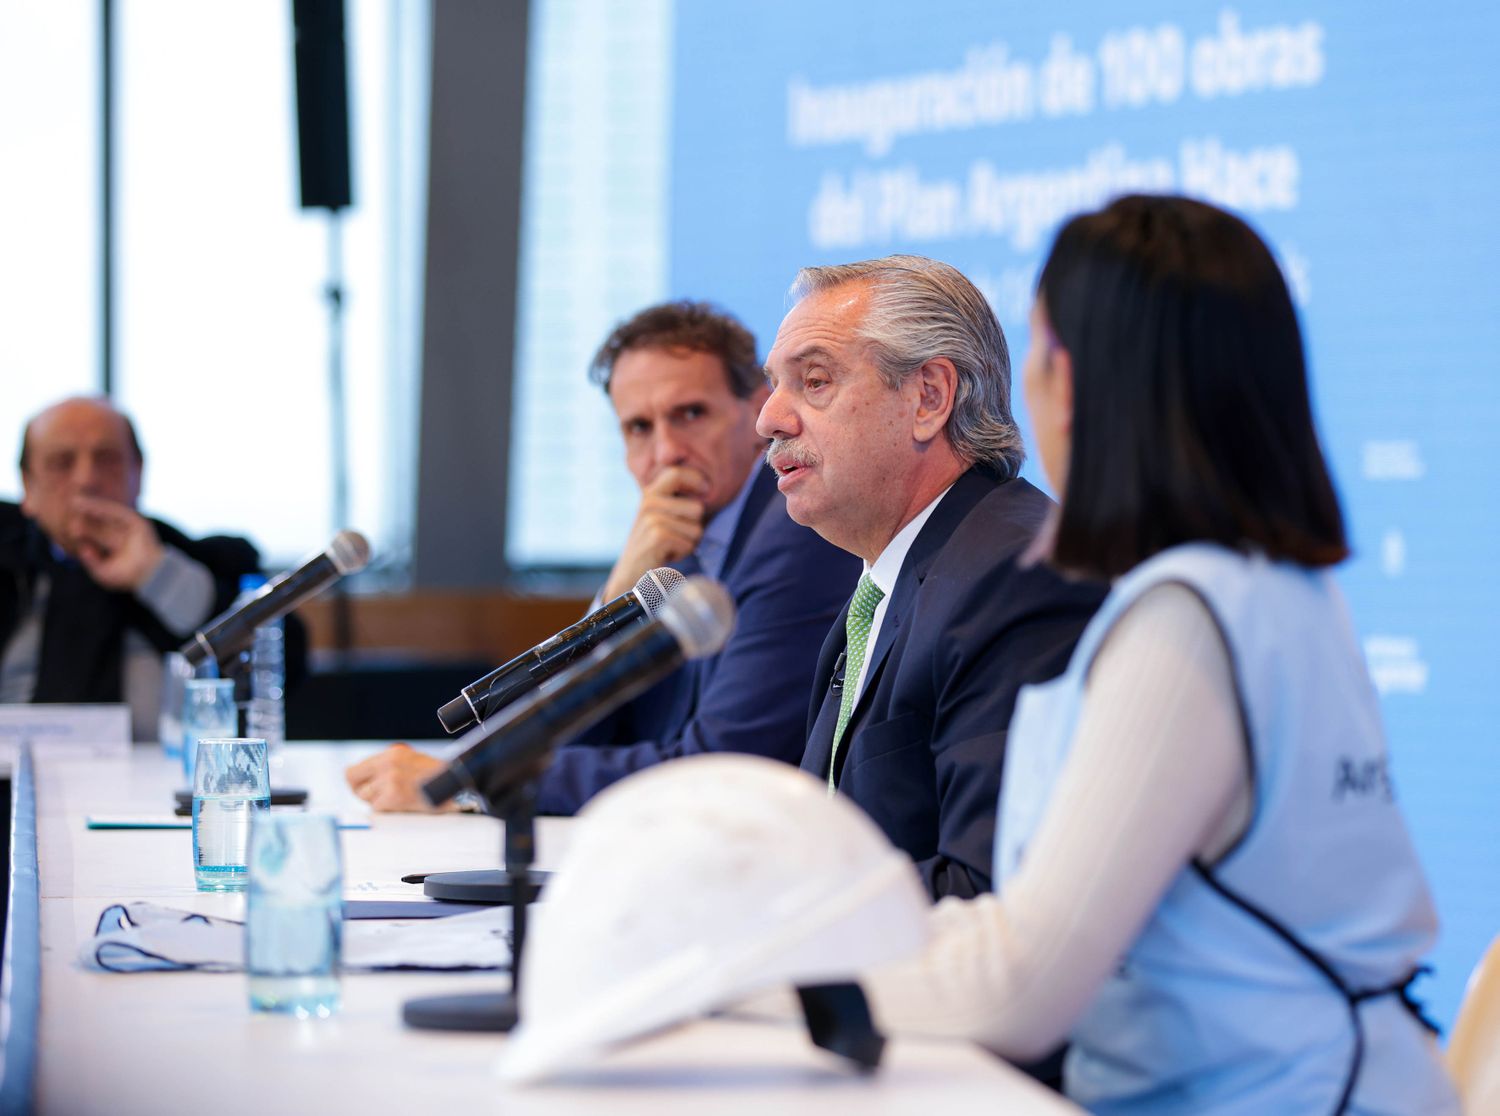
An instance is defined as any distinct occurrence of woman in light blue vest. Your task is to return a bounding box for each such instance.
[863,195,1458,1115]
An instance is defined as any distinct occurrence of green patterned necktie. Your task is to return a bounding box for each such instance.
[829,573,885,793]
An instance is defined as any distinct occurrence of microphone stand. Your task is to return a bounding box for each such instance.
[417,865,546,904]
[400,588,732,1030]
[401,778,546,1032]
[415,752,553,905]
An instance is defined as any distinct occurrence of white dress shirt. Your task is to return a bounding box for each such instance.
[847,484,953,702]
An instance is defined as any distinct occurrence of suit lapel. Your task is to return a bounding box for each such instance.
[0,510,30,646]
[857,598,902,705]
[801,598,850,776]
[819,466,1004,780]
[717,466,777,582]
[656,469,776,741]
[31,524,130,704]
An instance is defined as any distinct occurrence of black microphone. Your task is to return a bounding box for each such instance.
[422,575,734,808]
[435,566,687,734]
[180,529,371,669]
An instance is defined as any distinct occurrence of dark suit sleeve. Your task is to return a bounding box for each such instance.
[192,535,310,691]
[917,563,1103,899]
[133,527,309,689]
[128,528,261,653]
[535,515,858,815]
[194,535,265,617]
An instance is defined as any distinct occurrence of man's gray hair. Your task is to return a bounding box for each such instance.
[789,255,1024,477]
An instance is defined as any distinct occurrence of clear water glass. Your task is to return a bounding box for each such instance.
[159,651,217,761]
[181,678,238,783]
[247,812,343,1018]
[192,737,270,892]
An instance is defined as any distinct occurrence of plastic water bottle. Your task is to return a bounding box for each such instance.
[248,619,286,754]
[227,575,265,733]
[229,574,284,754]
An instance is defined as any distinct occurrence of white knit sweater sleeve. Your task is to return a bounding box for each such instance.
[862,582,1252,1061]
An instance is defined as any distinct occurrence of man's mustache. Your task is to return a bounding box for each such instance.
[765,440,818,475]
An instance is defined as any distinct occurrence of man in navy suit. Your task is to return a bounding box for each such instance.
[348,301,859,814]
[760,258,1104,900]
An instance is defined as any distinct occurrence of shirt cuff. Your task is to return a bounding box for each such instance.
[136,546,218,635]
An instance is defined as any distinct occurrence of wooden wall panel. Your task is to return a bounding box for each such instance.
[297,591,592,666]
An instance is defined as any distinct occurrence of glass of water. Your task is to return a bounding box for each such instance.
[192,737,270,892]
[159,651,217,762]
[181,678,238,783]
[247,812,343,1018]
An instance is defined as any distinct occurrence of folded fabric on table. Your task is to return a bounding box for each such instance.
[80,902,512,973]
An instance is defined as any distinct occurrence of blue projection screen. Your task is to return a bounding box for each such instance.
[666,1,1500,1028]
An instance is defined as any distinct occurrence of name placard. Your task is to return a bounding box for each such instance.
[0,704,132,760]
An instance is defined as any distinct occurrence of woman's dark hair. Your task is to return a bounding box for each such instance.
[1039,194,1348,577]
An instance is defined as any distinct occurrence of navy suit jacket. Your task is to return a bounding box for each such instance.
[536,466,861,815]
[801,467,1106,900]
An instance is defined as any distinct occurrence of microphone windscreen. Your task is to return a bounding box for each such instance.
[329,529,372,575]
[659,576,735,660]
[633,566,685,615]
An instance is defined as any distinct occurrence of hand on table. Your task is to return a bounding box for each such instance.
[346,743,454,812]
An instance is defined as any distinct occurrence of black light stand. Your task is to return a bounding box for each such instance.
[292,0,356,665]
[323,212,355,667]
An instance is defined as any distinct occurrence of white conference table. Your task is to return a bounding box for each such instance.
[24,743,1079,1115]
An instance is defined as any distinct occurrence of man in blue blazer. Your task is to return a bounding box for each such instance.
[348,302,858,814]
[761,258,1104,900]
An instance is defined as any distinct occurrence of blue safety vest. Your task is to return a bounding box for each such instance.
[996,544,1459,1115]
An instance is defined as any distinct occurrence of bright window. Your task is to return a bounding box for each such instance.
[507,0,675,569]
[0,0,100,488]
[113,0,428,572]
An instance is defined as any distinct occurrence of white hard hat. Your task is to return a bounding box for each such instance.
[495,753,930,1084]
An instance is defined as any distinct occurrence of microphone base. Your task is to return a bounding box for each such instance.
[402,991,519,1033]
[421,868,549,905]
